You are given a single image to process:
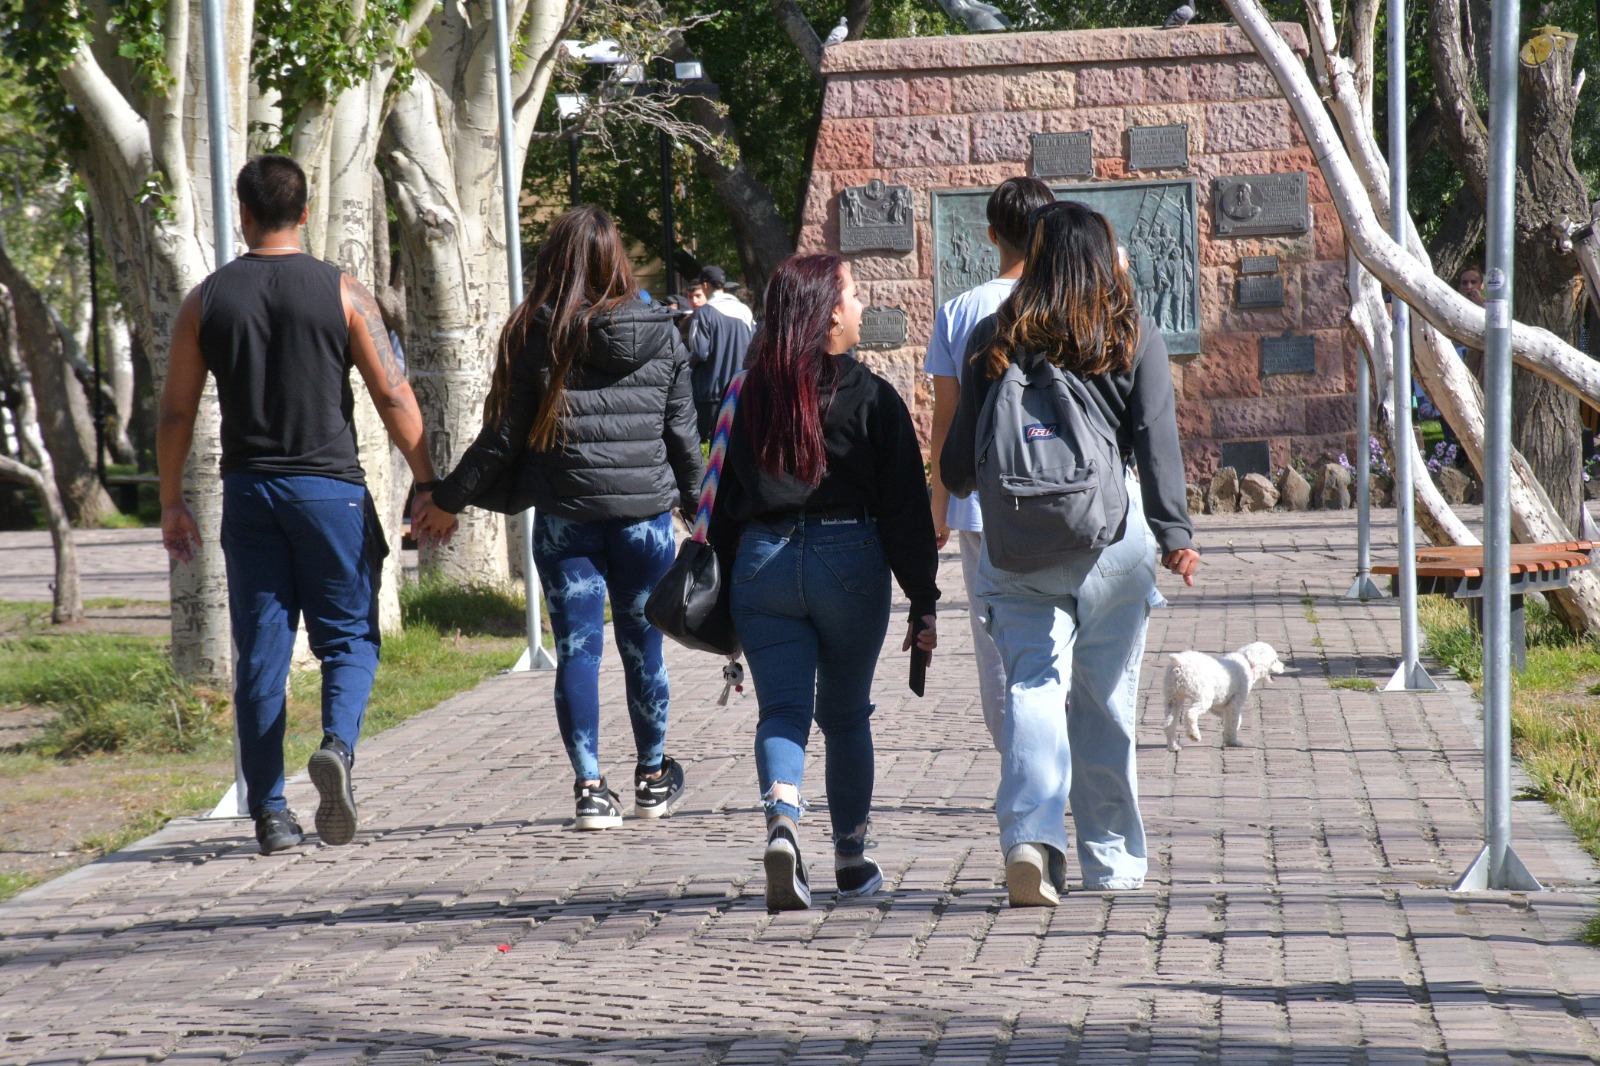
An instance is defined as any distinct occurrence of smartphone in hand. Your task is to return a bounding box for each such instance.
[909,618,930,697]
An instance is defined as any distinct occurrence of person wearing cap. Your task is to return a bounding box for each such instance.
[687,265,755,441]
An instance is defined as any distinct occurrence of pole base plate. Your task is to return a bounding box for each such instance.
[1452,844,1543,892]
[206,783,248,819]
[1343,574,1390,601]
[1383,659,1438,692]
[510,645,558,672]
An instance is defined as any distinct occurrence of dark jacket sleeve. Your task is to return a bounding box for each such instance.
[939,318,995,499]
[871,379,941,621]
[432,334,543,514]
[1126,329,1195,553]
[664,336,704,513]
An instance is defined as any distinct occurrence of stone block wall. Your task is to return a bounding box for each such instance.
[798,23,1357,480]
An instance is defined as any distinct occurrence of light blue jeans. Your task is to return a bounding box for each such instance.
[729,517,891,858]
[977,472,1158,889]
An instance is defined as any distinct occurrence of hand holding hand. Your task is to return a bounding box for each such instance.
[161,503,200,563]
[1162,548,1201,587]
[412,492,459,550]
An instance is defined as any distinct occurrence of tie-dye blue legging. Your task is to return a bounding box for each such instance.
[533,511,677,782]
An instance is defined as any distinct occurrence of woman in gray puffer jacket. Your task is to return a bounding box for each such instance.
[420,206,704,831]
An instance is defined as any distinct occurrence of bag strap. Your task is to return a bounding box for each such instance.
[691,370,750,544]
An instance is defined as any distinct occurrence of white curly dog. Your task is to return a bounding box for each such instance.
[1162,641,1286,752]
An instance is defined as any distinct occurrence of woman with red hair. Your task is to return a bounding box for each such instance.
[708,254,939,911]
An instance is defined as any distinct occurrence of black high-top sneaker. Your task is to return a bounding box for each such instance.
[634,756,686,818]
[764,818,811,911]
[834,853,883,898]
[574,778,623,830]
[307,735,358,846]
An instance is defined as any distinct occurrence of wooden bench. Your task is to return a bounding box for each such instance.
[104,473,159,514]
[1373,541,1595,671]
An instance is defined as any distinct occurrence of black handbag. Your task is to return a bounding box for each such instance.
[646,373,747,655]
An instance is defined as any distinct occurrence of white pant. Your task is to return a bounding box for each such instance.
[958,530,1008,746]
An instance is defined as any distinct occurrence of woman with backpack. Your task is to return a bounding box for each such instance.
[416,206,703,830]
[940,200,1200,907]
[707,253,939,911]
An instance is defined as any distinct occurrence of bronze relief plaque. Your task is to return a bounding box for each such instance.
[839,179,915,253]
[1213,173,1310,238]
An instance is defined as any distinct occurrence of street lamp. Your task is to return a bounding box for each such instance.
[555,92,588,206]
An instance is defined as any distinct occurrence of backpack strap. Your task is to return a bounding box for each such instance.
[690,370,750,544]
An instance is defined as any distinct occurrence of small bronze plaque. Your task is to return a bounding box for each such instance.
[1236,275,1285,309]
[857,307,908,350]
[1260,332,1316,376]
[1219,440,1272,478]
[1213,173,1310,238]
[1239,255,1280,275]
[1031,131,1093,178]
[1127,124,1189,171]
[839,179,915,253]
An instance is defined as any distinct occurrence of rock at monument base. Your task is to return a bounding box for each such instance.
[1370,481,1389,508]
[1437,465,1472,506]
[1313,463,1352,510]
[1187,482,1205,516]
[1207,466,1240,514]
[1239,472,1279,512]
[1277,468,1311,511]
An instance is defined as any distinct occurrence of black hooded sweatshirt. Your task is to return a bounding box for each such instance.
[707,355,940,621]
[433,299,703,522]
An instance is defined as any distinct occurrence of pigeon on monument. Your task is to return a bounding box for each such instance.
[933,0,1012,33]
[1162,3,1195,27]
[824,16,850,45]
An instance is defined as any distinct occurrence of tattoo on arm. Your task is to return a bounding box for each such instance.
[344,274,405,388]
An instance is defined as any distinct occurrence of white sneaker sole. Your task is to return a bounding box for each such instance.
[764,838,812,911]
[574,811,622,831]
[633,791,682,819]
[1006,847,1061,908]
[835,864,883,899]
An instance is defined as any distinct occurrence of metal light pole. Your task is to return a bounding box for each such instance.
[1345,347,1387,600]
[493,0,556,673]
[657,60,677,296]
[1453,0,1541,892]
[200,0,249,819]
[1382,0,1436,693]
[86,210,105,486]
[568,134,582,207]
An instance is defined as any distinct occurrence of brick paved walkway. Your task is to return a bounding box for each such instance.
[2,510,1597,1064]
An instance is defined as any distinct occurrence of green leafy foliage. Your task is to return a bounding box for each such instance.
[253,0,418,144]
[108,0,175,95]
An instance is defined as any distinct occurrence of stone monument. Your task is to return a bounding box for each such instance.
[799,24,1356,479]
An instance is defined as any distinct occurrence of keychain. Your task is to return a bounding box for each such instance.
[718,660,745,706]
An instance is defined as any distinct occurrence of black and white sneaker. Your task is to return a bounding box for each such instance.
[634,756,686,818]
[307,736,358,846]
[834,854,883,898]
[764,819,811,911]
[574,778,623,830]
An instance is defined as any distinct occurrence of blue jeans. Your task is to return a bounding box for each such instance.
[977,473,1158,889]
[533,511,676,782]
[222,474,381,817]
[729,517,891,858]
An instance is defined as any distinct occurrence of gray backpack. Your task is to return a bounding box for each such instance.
[974,351,1129,572]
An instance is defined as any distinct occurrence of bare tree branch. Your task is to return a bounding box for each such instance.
[1428,0,1490,206]
[769,0,823,75]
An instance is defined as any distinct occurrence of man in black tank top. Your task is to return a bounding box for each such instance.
[158,155,457,855]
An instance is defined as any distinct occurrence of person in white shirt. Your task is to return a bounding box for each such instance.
[697,265,755,326]
[924,176,1057,744]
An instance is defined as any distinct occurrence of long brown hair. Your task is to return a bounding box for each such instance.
[742,254,844,487]
[977,200,1141,382]
[484,205,636,450]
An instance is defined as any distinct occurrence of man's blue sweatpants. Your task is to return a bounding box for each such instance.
[221,473,381,817]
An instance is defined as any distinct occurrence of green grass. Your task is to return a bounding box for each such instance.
[1418,418,1445,454]
[1328,677,1377,691]
[1418,596,1600,868]
[0,586,528,903]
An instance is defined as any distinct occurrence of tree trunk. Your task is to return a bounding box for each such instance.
[382,0,568,589]
[0,240,118,524]
[0,284,82,624]
[1512,28,1589,536]
[1426,190,1485,285]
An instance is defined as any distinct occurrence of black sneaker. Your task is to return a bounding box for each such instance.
[634,756,686,818]
[764,820,811,911]
[834,854,883,898]
[307,736,358,846]
[574,778,623,830]
[254,810,304,855]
